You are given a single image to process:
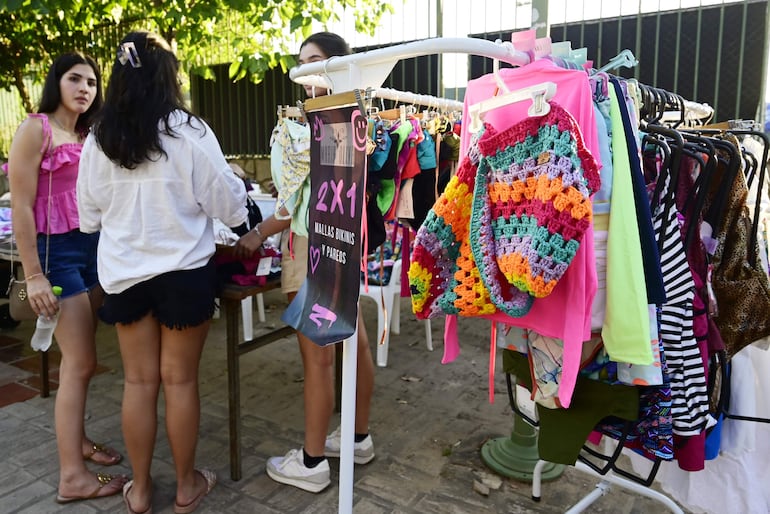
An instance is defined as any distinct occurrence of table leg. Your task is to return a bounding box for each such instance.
[225,298,242,481]
[40,350,49,398]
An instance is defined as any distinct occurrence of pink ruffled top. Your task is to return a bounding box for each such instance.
[7,114,83,234]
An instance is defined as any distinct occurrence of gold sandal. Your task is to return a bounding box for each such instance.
[55,472,128,504]
[84,441,123,466]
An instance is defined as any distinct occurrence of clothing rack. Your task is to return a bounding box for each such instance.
[503,365,683,513]
[289,37,531,514]
[287,35,691,514]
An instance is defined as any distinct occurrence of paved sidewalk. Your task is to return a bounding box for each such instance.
[0,289,688,513]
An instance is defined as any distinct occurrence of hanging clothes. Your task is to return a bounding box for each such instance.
[412,58,605,408]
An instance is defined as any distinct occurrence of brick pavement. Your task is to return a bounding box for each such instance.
[0,290,688,513]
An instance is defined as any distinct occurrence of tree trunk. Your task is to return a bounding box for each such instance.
[13,66,32,113]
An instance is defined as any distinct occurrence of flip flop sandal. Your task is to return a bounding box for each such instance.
[123,479,153,514]
[84,442,123,466]
[55,472,127,504]
[173,469,217,514]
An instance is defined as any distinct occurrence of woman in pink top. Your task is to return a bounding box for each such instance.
[6,53,128,503]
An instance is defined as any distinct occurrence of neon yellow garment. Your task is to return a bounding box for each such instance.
[601,86,653,365]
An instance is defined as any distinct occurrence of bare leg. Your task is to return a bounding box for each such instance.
[117,313,161,512]
[55,292,124,498]
[354,311,375,434]
[286,291,335,457]
[160,320,210,507]
[78,286,120,463]
[299,332,335,456]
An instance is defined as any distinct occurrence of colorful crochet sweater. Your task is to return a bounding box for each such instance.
[409,102,601,319]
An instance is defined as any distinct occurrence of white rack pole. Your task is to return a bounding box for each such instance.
[293,81,465,112]
[338,326,358,514]
[289,37,531,92]
[369,87,464,112]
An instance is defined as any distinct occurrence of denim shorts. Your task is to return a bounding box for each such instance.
[37,230,99,299]
[99,258,217,330]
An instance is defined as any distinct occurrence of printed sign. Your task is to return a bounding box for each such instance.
[282,104,368,346]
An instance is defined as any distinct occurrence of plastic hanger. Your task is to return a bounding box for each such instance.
[550,41,572,58]
[533,36,552,60]
[742,147,758,188]
[491,39,514,94]
[570,48,589,68]
[467,81,557,133]
[645,125,685,254]
[720,129,770,259]
[641,133,671,210]
[592,49,638,76]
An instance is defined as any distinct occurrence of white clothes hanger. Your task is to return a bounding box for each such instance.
[465,40,556,133]
[491,39,514,94]
[467,81,557,133]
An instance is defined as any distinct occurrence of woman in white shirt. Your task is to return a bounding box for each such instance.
[77,31,247,514]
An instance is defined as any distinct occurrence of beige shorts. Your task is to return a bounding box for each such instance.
[280,231,308,295]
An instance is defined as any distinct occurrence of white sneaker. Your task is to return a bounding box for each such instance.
[324,426,375,464]
[266,448,330,493]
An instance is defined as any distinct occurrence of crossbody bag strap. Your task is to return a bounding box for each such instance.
[43,165,52,274]
[7,230,17,293]
[39,117,54,276]
[11,127,55,284]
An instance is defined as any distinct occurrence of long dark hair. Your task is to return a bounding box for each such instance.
[94,31,196,169]
[300,32,352,58]
[38,52,103,135]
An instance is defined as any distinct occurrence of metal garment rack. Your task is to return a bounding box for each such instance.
[505,368,684,513]
[290,38,526,514]
[532,459,684,514]
[291,45,470,514]
[289,35,681,514]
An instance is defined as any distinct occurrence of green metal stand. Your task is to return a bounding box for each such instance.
[480,412,564,483]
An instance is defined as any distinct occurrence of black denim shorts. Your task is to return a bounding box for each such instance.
[99,258,217,329]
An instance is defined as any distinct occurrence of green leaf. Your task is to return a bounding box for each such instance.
[289,14,303,33]
[228,59,241,78]
[0,0,395,120]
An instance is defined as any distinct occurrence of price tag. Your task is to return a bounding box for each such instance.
[256,257,272,276]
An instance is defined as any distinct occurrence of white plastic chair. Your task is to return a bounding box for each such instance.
[240,293,266,340]
[359,259,433,367]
